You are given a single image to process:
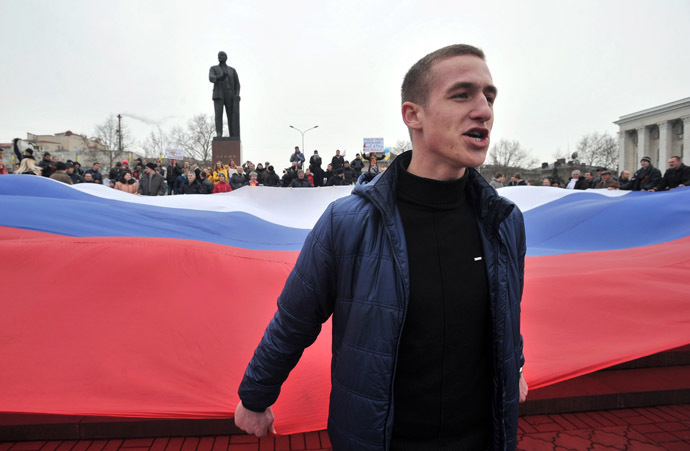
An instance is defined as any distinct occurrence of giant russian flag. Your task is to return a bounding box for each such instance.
[1,175,689,434]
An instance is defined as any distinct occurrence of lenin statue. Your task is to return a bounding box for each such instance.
[209,51,240,138]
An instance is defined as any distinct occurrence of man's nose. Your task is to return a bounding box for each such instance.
[470,95,493,122]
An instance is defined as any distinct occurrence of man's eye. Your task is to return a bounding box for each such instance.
[486,96,495,105]
[453,93,468,99]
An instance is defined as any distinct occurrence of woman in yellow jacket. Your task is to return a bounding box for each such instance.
[212,161,229,185]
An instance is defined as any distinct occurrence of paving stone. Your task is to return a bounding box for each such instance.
[122,439,154,448]
[211,437,229,451]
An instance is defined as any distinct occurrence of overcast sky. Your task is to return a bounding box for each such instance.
[2,0,689,167]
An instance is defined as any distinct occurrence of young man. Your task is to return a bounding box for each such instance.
[235,44,527,450]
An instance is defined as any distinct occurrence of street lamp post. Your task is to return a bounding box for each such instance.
[289,125,319,168]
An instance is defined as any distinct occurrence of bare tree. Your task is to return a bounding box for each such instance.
[391,139,411,156]
[171,114,215,166]
[93,114,135,166]
[142,125,170,160]
[576,132,619,170]
[487,139,538,172]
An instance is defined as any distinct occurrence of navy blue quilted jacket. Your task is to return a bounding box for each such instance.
[239,151,526,450]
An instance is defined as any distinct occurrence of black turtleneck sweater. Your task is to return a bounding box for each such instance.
[392,166,492,450]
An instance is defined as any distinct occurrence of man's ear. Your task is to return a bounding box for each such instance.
[402,101,423,131]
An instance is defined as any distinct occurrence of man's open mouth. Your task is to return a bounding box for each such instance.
[464,128,489,142]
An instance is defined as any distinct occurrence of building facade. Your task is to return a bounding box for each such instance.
[614,98,690,173]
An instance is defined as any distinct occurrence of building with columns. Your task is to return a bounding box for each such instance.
[614,97,690,173]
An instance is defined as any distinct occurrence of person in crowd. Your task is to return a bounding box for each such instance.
[551,180,562,187]
[213,172,233,193]
[49,161,72,184]
[263,165,281,187]
[72,161,83,176]
[594,170,614,189]
[331,149,345,171]
[351,153,365,180]
[109,161,123,181]
[281,162,298,187]
[323,163,334,185]
[225,159,238,176]
[565,170,581,189]
[342,160,355,185]
[16,155,41,175]
[621,156,662,191]
[83,172,97,183]
[0,149,7,174]
[508,173,527,186]
[84,162,103,184]
[255,163,266,184]
[649,156,690,191]
[369,155,379,173]
[66,163,82,184]
[305,169,315,186]
[133,162,145,180]
[581,172,594,188]
[326,167,345,186]
[618,170,630,187]
[166,159,183,194]
[37,152,55,177]
[290,146,305,168]
[248,171,261,186]
[288,170,313,187]
[309,150,323,187]
[173,169,188,194]
[244,161,256,175]
[230,166,248,190]
[490,171,505,189]
[199,170,215,193]
[181,170,204,194]
[114,171,139,194]
[138,162,166,196]
[542,178,551,186]
[13,138,35,162]
[234,44,527,450]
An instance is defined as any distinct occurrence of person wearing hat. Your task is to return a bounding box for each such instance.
[138,162,165,196]
[621,156,661,191]
[12,138,34,163]
[594,170,614,189]
[212,172,233,193]
[309,150,323,187]
[288,169,313,187]
[38,151,55,177]
[325,166,345,186]
[351,152,365,180]
[66,162,83,184]
[49,162,72,185]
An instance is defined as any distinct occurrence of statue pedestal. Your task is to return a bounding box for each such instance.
[212,138,242,166]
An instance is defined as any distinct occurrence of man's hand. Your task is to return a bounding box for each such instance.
[519,373,529,403]
[234,401,276,437]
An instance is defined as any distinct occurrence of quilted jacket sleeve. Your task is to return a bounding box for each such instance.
[238,204,337,412]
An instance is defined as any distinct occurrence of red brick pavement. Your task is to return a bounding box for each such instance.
[1,405,689,450]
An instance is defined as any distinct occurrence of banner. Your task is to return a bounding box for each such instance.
[363,137,384,153]
[1,176,689,435]
[166,148,185,160]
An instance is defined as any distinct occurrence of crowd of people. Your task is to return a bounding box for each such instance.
[489,155,690,192]
[6,138,687,196]
[3,139,383,196]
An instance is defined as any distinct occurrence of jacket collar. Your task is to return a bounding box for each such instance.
[353,151,515,233]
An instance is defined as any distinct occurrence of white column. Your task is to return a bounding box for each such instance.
[618,130,626,172]
[636,127,647,166]
[683,116,690,166]
[657,121,671,172]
